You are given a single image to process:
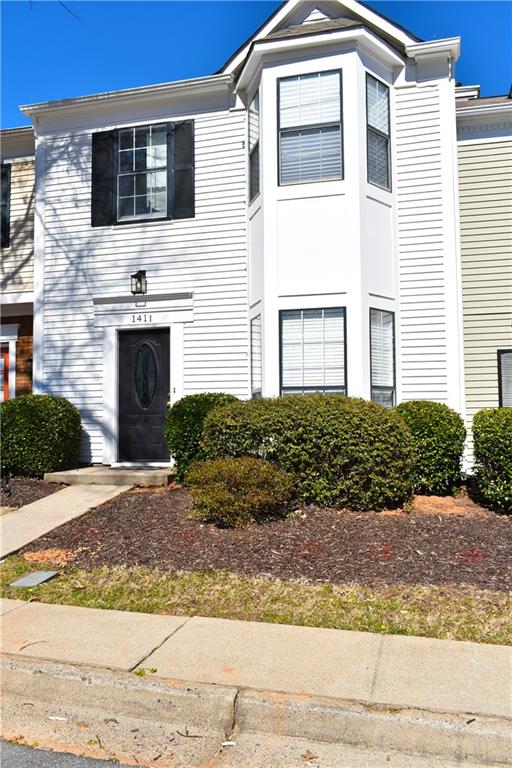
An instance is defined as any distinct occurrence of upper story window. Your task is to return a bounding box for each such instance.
[91,121,194,228]
[280,307,346,395]
[278,71,343,185]
[118,125,168,221]
[1,164,11,248]
[370,308,395,407]
[366,74,391,190]
[498,350,512,407]
[249,92,260,201]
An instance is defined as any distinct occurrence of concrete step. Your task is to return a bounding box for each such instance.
[44,466,174,487]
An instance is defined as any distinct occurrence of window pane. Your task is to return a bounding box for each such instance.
[119,175,135,197]
[367,75,389,135]
[135,196,151,216]
[119,150,134,172]
[370,309,395,407]
[135,148,147,171]
[251,315,262,396]
[368,130,389,188]
[118,197,134,219]
[281,308,345,394]
[280,71,340,129]
[135,174,148,195]
[499,351,512,407]
[281,126,341,184]
[152,193,167,215]
[135,127,149,148]
[119,129,133,150]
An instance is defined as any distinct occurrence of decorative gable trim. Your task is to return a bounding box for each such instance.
[303,7,331,23]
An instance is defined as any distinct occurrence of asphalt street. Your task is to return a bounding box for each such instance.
[1,742,131,768]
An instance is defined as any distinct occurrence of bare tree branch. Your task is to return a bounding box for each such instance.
[58,1,80,21]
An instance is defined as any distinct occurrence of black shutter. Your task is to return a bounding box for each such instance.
[91,130,115,227]
[170,121,195,219]
[1,164,11,248]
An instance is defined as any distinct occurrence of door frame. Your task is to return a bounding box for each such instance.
[0,324,19,400]
[93,292,193,466]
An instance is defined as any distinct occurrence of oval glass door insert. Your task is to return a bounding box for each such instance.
[134,342,157,409]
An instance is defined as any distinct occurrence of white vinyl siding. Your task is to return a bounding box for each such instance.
[366,74,390,189]
[280,308,345,395]
[370,308,395,407]
[458,138,512,455]
[250,314,262,397]
[499,351,512,408]
[279,71,342,185]
[1,159,35,292]
[39,109,248,462]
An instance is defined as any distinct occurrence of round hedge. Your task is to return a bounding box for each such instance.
[164,392,238,481]
[202,395,415,511]
[186,456,295,527]
[395,401,466,495]
[473,408,512,514]
[1,394,82,478]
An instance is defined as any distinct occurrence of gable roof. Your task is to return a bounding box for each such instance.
[219,0,421,75]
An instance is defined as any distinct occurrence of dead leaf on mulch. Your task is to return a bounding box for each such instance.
[301,750,319,762]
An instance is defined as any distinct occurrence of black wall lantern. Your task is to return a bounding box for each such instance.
[131,270,147,296]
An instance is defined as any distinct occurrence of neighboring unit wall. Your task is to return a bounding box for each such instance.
[1,156,35,292]
[12,314,33,396]
[458,137,512,460]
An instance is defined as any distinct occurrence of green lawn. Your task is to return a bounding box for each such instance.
[1,556,510,645]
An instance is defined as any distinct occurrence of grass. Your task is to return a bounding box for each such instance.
[1,556,510,645]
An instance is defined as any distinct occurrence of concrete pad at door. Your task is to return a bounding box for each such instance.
[142,616,382,701]
[0,601,189,670]
[371,634,512,718]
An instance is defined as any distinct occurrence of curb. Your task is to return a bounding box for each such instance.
[2,655,511,766]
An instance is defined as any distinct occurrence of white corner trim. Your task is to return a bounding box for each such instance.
[32,138,45,394]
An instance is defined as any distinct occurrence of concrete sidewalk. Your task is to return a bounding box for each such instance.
[0,485,130,558]
[1,598,511,766]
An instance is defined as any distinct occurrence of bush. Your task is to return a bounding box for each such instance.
[202,395,415,511]
[165,393,238,481]
[1,394,82,478]
[186,457,295,527]
[395,401,466,495]
[473,408,512,514]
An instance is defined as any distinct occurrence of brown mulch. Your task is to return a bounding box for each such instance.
[1,477,65,509]
[19,487,512,591]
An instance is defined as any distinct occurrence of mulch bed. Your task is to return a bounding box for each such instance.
[19,486,512,591]
[1,477,65,509]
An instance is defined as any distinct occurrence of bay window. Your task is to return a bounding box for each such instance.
[278,70,343,185]
[249,92,260,201]
[370,308,395,407]
[280,308,346,395]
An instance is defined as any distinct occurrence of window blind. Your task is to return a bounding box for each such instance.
[251,315,262,397]
[499,350,512,407]
[366,74,390,190]
[279,71,342,185]
[370,308,395,407]
[281,308,345,395]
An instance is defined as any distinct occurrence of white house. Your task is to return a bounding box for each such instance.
[3,0,510,465]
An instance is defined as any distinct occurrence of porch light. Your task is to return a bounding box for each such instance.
[131,270,147,296]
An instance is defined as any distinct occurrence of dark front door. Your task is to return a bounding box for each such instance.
[118,329,170,462]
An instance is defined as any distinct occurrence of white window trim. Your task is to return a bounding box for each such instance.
[0,323,19,400]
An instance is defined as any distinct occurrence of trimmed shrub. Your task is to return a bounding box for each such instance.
[202,395,415,511]
[1,394,82,478]
[395,401,466,495]
[186,457,295,527]
[473,408,512,514]
[165,392,238,481]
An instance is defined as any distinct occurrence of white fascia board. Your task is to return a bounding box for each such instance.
[236,27,403,92]
[223,0,418,76]
[20,74,233,120]
[456,102,512,118]
[406,37,460,62]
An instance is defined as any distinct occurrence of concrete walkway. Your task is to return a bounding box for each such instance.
[0,485,130,558]
[1,599,511,766]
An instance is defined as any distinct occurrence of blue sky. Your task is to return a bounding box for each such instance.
[1,1,511,129]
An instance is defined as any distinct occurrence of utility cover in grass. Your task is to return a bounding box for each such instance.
[9,570,58,588]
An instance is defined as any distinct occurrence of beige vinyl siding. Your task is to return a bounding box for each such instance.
[458,138,512,463]
[1,159,35,292]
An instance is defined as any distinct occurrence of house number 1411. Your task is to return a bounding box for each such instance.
[132,313,152,323]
